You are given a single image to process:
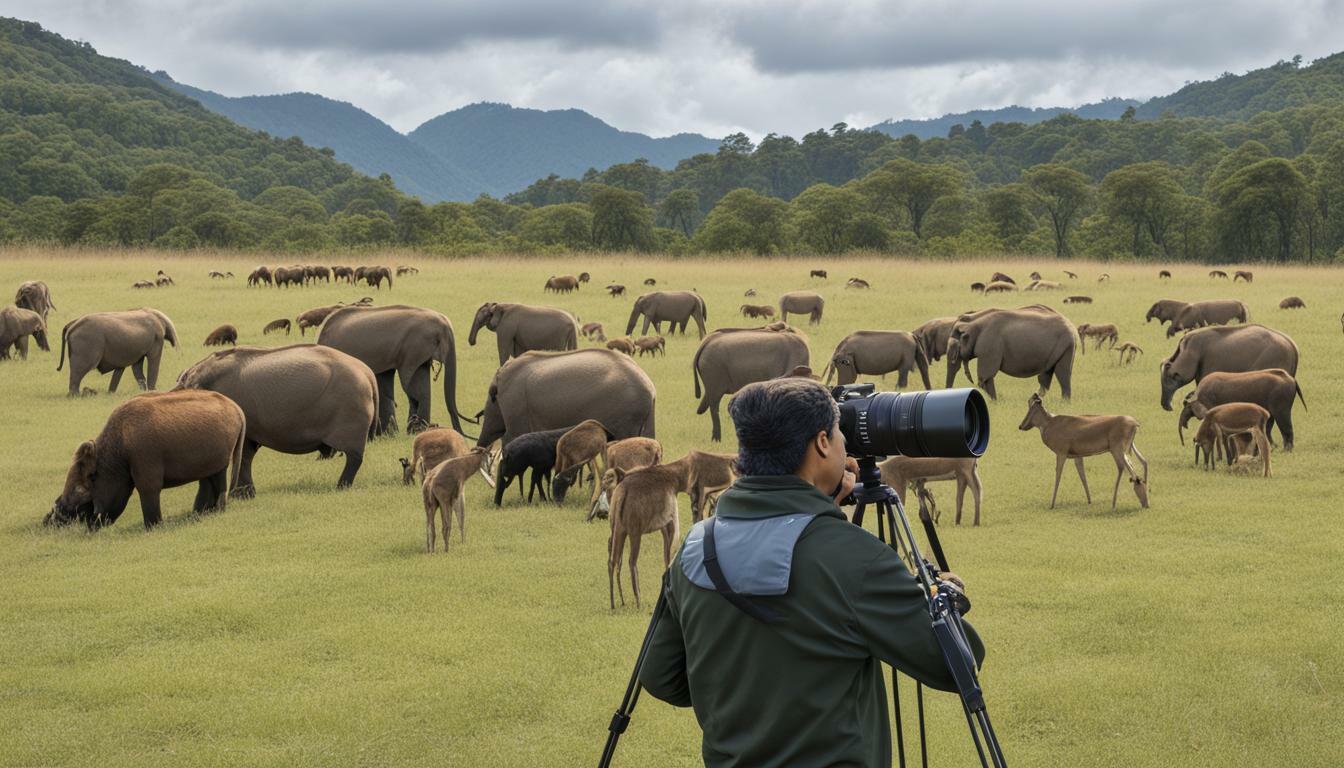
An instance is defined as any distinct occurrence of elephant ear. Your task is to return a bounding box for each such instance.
[73,441,98,482]
[490,304,506,327]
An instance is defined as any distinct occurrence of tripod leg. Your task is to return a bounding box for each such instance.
[893,670,906,768]
[917,682,928,768]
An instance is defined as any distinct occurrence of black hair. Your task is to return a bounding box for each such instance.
[728,377,839,476]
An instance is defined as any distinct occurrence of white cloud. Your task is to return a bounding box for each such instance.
[7,0,1343,139]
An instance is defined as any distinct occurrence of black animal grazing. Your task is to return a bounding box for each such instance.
[810,269,828,279]
[493,428,569,506]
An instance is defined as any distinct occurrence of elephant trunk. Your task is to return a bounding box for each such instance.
[468,311,486,346]
[914,342,931,390]
[1160,381,1176,411]
[34,327,49,352]
[625,304,641,336]
[57,321,72,371]
[1178,405,1192,445]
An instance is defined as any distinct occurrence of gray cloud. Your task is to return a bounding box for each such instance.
[5,0,1343,140]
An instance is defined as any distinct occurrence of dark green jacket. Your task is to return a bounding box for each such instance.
[639,474,985,768]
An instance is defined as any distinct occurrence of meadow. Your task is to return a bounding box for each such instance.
[1,248,1341,768]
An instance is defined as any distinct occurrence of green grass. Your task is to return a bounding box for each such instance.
[2,249,1342,768]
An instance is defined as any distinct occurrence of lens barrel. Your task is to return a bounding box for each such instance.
[838,388,989,458]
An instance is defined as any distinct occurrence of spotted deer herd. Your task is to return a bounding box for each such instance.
[9,263,1314,609]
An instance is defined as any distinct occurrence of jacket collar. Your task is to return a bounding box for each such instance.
[715,474,847,521]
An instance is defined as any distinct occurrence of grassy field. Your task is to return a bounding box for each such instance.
[2,248,1341,768]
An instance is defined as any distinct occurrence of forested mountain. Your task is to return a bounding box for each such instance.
[406,103,719,198]
[1137,52,1344,119]
[152,76,485,202]
[870,98,1139,139]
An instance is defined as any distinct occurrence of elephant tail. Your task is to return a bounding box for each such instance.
[691,338,707,399]
[914,339,931,390]
[228,420,246,497]
[698,293,708,323]
[56,320,72,371]
[1295,382,1307,411]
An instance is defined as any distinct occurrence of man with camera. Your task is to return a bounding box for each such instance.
[638,377,985,768]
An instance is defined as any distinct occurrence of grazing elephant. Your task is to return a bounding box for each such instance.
[943,306,1050,389]
[1145,299,1190,326]
[468,302,579,365]
[318,305,469,435]
[247,266,273,287]
[822,330,931,389]
[0,305,49,359]
[1166,299,1249,337]
[1158,324,1299,411]
[625,291,707,338]
[175,345,377,495]
[912,317,956,363]
[273,266,305,287]
[476,349,656,449]
[1177,368,1305,451]
[544,275,580,293]
[363,266,393,289]
[44,390,246,530]
[692,324,810,441]
[297,304,343,335]
[949,305,1076,400]
[58,308,178,395]
[778,291,825,325]
[14,280,55,321]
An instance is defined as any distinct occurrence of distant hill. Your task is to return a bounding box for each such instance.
[407,103,720,199]
[1136,52,1344,119]
[154,76,486,202]
[870,98,1140,139]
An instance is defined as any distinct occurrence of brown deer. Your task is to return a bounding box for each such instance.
[581,321,606,341]
[1183,397,1271,476]
[1018,394,1149,510]
[1114,342,1143,365]
[605,337,636,356]
[551,419,617,504]
[420,447,491,553]
[879,456,984,525]
[633,335,666,357]
[587,437,663,521]
[1233,270,1254,283]
[603,465,680,609]
[1209,269,1229,279]
[1076,322,1119,353]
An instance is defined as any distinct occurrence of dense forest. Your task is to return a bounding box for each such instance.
[2,16,1343,263]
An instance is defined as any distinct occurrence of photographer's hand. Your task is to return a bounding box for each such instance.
[832,458,859,505]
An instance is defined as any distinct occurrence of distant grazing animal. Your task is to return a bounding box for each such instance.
[1159,270,1172,279]
[332,266,354,283]
[1063,295,1092,304]
[400,427,471,486]
[468,302,579,365]
[810,269,828,279]
[307,265,332,283]
[606,337,635,355]
[1234,270,1254,283]
[743,288,757,297]
[778,291,824,325]
[586,437,665,521]
[1063,271,1077,279]
[643,278,657,286]
[544,275,580,293]
[421,447,491,553]
[1159,324,1299,411]
[396,265,419,276]
[606,284,626,297]
[1097,273,1110,283]
[1177,368,1304,451]
[948,305,1076,400]
[578,272,591,283]
[1029,271,1043,281]
[1114,343,1143,365]
[581,322,606,341]
[1184,398,1271,476]
[362,266,393,289]
[132,280,154,289]
[59,308,178,395]
[1209,270,1229,279]
[740,303,775,319]
[1279,296,1305,310]
[273,266,305,288]
[846,277,870,289]
[0,305,48,360]
[297,304,344,336]
[1026,280,1063,291]
[823,329,931,389]
[602,465,680,609]
[1145,299,1191,327]
[353,297,374,306]
[970,282,986,293]
[203,324,238,347]
[627,291,708,338]
[550,419,618,504]
[44,390,246,530]
[208,271,232,279]
[247,266,273,287]
[262,318,291,335]
[1076,322,1119,353]
[493,427,569,505]
[880,456,983,525]
[990,272,1015,285]
[1018,393,1148,511]
[633,335,665,357]
[983,281,1016,294]
[1166,299,1249,338]
[155,270,175,286]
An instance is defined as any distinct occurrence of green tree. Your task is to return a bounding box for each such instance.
[1024,163,1093,258]
[877,159,963,238]
[791,184,862,252]
[659,188,701,237]
[983,184,1036,248]
[589,185,654,250]
[519,203,593,249]
[1099,162,1184,258]
[1213,157,1308,261]
[694,188,789,255]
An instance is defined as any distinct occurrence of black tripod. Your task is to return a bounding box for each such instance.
[850,456,1007,768]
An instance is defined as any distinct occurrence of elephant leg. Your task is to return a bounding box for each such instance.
[336,449,363,489]
[131,358,148,390]
[1037,371,1053,395]
[132,471,164,528]
[399,363,432,432]
[193,469,227,512]
[16,336,27,360]
[709,397,724,442]
[374,370,398,436]
[980,375,998,401]
[145,349,162,390]
[1055,357,1073,400]
[1074,458,1092,504]
[897,368,909,388]
[108,367,126,393]
[230,440,261,499]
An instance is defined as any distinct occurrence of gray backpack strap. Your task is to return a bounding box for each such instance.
[702,517,784,625]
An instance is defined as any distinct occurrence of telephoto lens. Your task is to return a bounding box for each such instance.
[834,385,989,458]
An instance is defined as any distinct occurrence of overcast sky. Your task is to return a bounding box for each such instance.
[11,0,1344,139]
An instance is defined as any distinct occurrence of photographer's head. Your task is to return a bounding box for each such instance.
[729,377,846,491]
